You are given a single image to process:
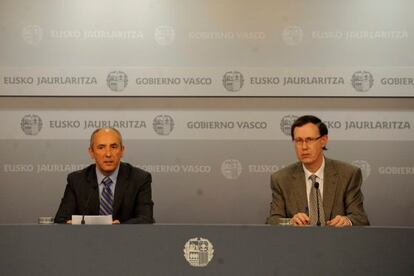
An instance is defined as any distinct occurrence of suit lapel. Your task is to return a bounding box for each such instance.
[86,166,100,215]
[323,158,338,221]
[291,163,308,213]
[113,163,129,216]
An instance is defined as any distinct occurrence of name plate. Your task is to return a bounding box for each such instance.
[71,215,112,225]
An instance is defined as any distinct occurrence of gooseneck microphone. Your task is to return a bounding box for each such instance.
[314,182,321,226]
[81,186,97,225]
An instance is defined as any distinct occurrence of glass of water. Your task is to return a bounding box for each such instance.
[277,218,292,226]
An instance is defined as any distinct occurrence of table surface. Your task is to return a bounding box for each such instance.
[1,224,413,276]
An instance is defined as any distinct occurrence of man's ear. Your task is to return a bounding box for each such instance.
[321,135,328,148]
[120,145,125,158]
[88,147,95,160]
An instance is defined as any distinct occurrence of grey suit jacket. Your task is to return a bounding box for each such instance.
[267,158,369,225]
[54,162,155,224]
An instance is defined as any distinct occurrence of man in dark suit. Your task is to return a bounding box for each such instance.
[55,128,154,224]
[267,115,369,227]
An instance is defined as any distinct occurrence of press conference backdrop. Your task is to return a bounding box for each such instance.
[0,1,413,226]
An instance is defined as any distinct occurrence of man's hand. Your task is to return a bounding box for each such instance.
[66,220,72,224]
[291,212,310,226]
[327,215,352,227]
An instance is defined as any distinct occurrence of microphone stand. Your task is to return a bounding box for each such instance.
[314,182,321,226]
[81,186,97,225]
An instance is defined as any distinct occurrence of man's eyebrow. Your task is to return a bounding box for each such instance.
[94,142,120,147]
[95,143,106,147]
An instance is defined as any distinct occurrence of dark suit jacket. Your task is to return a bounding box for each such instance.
[55,162,155,224]
[267,158,369,226]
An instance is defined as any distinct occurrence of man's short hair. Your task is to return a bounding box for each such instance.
[291,115,328,150]
[89,128,123,148]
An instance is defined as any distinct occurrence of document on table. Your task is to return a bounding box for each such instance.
[71,215,112,225]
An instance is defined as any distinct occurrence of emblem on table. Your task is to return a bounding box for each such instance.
[153,114,174,135]
[107,71,128,92]
[22,25,43,46]
[282,25,303,46]
[21,114,43,135]
[280,115,299,136]
[183,237,214,267]
[351,160,371,181]
[351,71,374,92]
[154,25,175,46]
[221,159,242,180]
[223,71,244,92]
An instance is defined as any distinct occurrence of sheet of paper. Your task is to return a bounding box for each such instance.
[71,215,112,225]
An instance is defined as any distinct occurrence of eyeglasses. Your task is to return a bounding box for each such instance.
[293,136,322,146]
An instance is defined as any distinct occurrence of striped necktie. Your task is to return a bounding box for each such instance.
[99,176,113,216]
[309,174,325,226]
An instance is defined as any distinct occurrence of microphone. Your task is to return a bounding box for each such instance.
[314,182,321,226]
[81,186,97,225]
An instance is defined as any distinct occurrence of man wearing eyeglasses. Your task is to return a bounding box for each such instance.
[267,115,369,227]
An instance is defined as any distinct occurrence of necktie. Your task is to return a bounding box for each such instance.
[309,175,325,226]
[99,176,113,215]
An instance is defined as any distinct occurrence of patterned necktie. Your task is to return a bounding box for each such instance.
[309,174,325,226]
[99,176,113,215]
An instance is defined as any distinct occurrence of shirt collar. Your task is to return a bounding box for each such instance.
[95,164,120,185]
[302,156,325,181]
